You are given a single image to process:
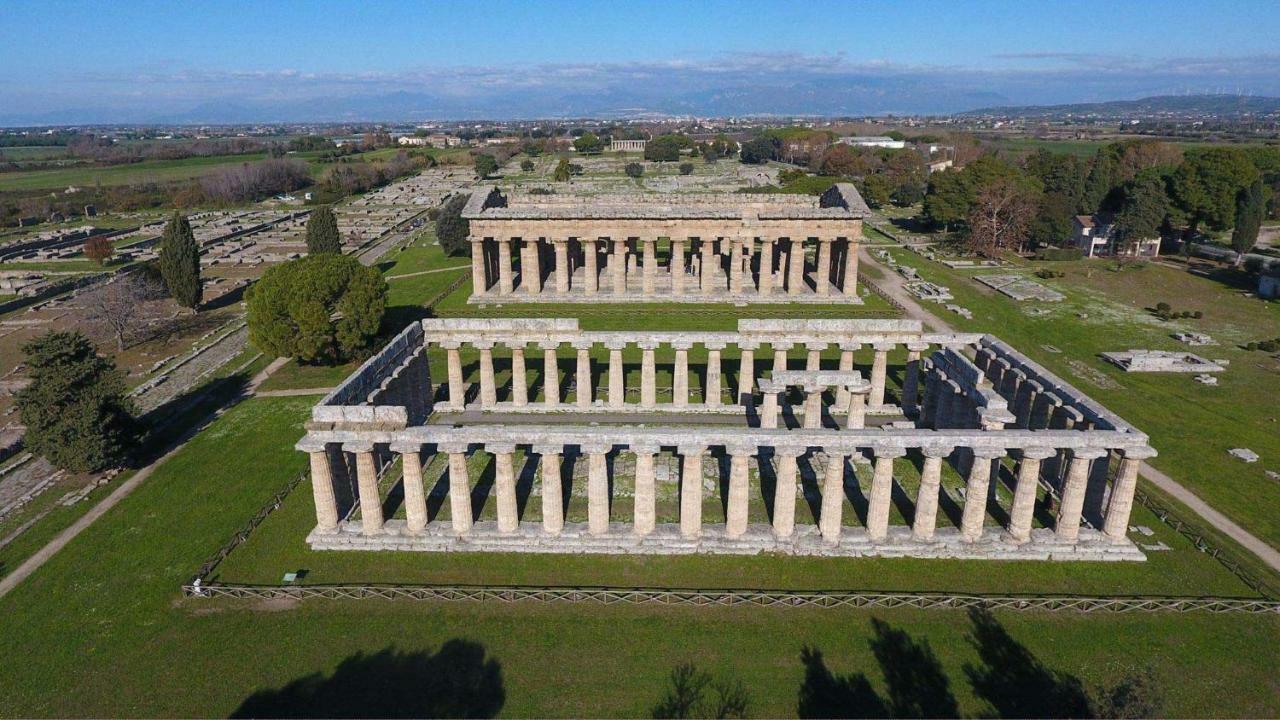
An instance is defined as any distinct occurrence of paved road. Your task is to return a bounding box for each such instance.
[860,245,1280,573]
[0,356,288,600]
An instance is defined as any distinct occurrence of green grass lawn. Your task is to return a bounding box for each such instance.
[0,152,280,191]
[1,395,1277,717]
[882,248,1280,552]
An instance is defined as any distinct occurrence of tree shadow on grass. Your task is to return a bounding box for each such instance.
[231,640,505,719]
[798,617,958,719]
[963,608,1091,719]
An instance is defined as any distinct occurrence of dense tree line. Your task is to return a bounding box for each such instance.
[200,158,311,204]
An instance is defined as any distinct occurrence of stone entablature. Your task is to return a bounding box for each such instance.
[459,185,870,304]
[298,317,1154,561]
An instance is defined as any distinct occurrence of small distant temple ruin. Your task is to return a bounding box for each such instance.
[461,185,869,303]
[609,139,646,152]
[296,318,1154,561]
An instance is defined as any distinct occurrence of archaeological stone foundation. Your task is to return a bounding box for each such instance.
[297,317,1155,562]
[461,184,868,303]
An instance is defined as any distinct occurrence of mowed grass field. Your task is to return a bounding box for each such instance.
[0,395,1277,717]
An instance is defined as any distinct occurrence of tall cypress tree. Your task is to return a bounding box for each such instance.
[305,205,342,255]
[1231,180,1268,263]
[15,331,136,472]
[158,212,202,309]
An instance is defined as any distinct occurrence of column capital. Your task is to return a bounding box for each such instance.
[872,446,908,460]
[769,341,794,351]
[637,340,661,351]
[342,440,375,454]
[1070,447,1110,460]
[921,444,955,459]
[570,339,595,351]
[872,342,897,352]
[472,339,496,350]
[295,436,329,453]
[670,339,695,350]
[771,445,807,458]
[805,342,831,353]
[1121,445,1158,461]
[677,444,708,456]
[1018,446,1058,461]
[703,341,728,351]
[838,341,862,352]
[906,342,931,352]
[530,444,564,455]
[971,447,1007,460]
[438,441,470,454]
[437,340,463,350]
[581,441,614,455]
[602,339,629,351]
[485,442,517,454]
[537,340,562,351]
[737,340,761,351]
[502,340,527,351]
[388,440,423,454]
[725,442,756,457]
[630,441,661,455]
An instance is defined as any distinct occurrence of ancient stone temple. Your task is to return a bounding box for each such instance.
[461,185,868,303]
[296,318,1154,561]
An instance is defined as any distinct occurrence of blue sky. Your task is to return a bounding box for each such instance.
[3,0,1280,122]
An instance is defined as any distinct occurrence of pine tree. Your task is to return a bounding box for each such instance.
[305,205,342,254]
[158,212,202,309]
[15,331,136,472]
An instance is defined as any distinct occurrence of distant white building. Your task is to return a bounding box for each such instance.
[836,135,906,149]
[1071,214,1160,258]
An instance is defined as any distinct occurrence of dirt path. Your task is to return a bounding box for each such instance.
[861,246,1280,573]
[0,356,288,600]
[385,264,470,281]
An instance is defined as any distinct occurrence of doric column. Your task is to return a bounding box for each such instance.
[700,238,715,294]
[842,237,859,295]
[444,342,465,409]
[960,449,1003,542]
[704,342,724,407]
[802,383,824,429]
[612,237,627,295]
[585,443,612,536]
[1056,448,1108,542]
[488,443,518,533]
[760,383,781,429]
[819,449,847,543]
[442,442,472,534]
[772,342,792,375]
[349,442,383,536]
[936,380,960,429]
[920,363,939,426]
[477,341,497,408]
[303,443,339,533]
[1103,447,1157,540]
[540,342,560,407]
[788,237,805,295]
[806,343,825,372]
[1014,379,1042,430]
[758,238,775,295]
[522,238,541,294]
[726,444,752,538]
[639,341,658,408]
[397,444,427,534]
[670,238,685,296]
[642,237,656,296]
[632,443,659,536]
[902,343,927,416]
[772,447,803,538]
[835,343,857,408]
[509,344,528,407]
[845,387,867,429]
[1007,447,1056,543]
[816,238,833,296]
[573,341,592,408]
[672,340,691,407]
[869,343,891,408]
[866,447,906,540]
[584,238,599,294]
[737,343,757,404]
[497,238,514,294]
[533,445,564,535]
[606,341,626,408]
[729,236,744,294]
[469,237,486,294]
[912,446,951,541]
[679,445,705,538]
[554,239,570,294]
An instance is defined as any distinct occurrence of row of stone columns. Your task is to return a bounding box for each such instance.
[435,339,904,412]
[470,235,858,298]
[306,440,1153,545]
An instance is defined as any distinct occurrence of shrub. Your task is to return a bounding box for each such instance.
[1034,247,1084,261]
[1192,310,1203,319]
[435,194,470,256]
[1155,302,1172,313]
[678,162,694,176]
[624,162,644,178]
[1246,342,1259,350]
[16,331,136,472]
[246,254,387,364]
[83,235,114,265]
[1260,340,1280,353]
[473,153,498,179]
[520,159,534,172]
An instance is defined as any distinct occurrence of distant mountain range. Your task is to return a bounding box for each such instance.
[960,94,1280,118]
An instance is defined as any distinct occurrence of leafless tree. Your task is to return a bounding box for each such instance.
[967,178,1037,257]
[82,272,167,351]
